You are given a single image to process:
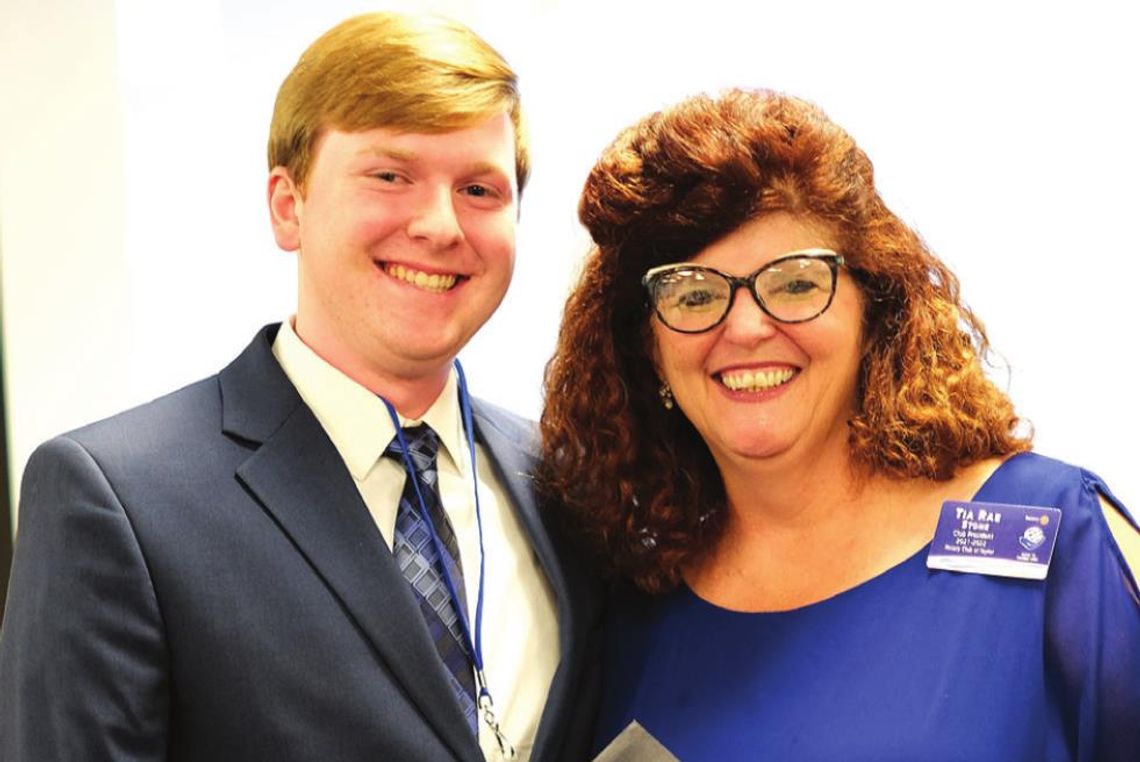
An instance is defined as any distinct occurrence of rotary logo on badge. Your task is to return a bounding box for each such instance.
[1019,525,1047,551]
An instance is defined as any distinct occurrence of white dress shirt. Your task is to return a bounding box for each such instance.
[273,319,559,760]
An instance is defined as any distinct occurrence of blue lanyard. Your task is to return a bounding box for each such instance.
[381,359,514,757]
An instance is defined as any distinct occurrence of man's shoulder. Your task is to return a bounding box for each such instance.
[471,397,538,452]
[45,375,224,465]
[55,325,282,456]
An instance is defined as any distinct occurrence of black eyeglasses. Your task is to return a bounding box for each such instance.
[642,249,844,334]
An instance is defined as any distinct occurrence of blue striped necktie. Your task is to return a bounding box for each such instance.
[384,424,478,733]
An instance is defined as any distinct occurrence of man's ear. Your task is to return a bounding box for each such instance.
[268,167,302,252]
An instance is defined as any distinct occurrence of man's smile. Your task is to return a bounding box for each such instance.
[380,261,464,293]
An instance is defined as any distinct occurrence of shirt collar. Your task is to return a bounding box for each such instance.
[272,318,468,480]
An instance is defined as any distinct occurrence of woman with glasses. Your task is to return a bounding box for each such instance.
[541,89,1140,760]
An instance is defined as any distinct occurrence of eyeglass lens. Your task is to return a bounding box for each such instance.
[653,256,835,332]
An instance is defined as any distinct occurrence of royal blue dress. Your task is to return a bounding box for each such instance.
[594,453,1140,761]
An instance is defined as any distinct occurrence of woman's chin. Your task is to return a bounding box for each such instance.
[715,434,794,464]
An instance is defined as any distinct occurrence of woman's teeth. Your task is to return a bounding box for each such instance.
[386,264,457,293]
[720,367,795,392]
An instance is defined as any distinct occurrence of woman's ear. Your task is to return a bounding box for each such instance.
[646,324,664,380]
[646,329,676,408]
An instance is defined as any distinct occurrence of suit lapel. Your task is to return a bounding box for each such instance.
[470,404,568,611]
[220,327,482,762]
[471,401,599,758]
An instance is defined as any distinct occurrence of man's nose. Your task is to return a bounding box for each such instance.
[406,187,463,247]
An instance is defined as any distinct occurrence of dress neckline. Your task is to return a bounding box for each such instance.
[680,451,1030,616]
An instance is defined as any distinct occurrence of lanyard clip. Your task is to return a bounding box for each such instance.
[477,679,516,760]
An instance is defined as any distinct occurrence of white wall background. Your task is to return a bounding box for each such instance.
[3,0,1138,533]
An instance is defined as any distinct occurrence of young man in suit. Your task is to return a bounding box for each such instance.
[0,13,599,761]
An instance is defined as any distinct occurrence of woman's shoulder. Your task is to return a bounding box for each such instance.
[983,451,1111,505]
[985,451,1138,569]
[1000,455,1140,756]
[985,452,1133,523]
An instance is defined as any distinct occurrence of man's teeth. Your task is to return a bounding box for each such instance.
[387,264,458,293]
[720,368,795,392]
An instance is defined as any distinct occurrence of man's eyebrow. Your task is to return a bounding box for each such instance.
[357,146,417,161]
[352,150,512,183]
[466,161,511,178]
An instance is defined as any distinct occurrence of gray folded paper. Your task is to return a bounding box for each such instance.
[592,721,680,762]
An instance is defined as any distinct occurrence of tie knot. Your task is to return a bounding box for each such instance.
[385,424,441,474]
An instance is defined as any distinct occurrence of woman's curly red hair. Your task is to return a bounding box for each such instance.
[540,89,1030,593]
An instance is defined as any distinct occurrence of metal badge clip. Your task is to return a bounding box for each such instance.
[477,675,516,760]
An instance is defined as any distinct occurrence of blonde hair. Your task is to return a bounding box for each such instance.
[268,12,528,192]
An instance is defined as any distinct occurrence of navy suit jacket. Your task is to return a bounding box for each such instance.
[0,325,601,761]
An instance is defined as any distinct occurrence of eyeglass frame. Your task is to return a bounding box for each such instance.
[641,249,846,334]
